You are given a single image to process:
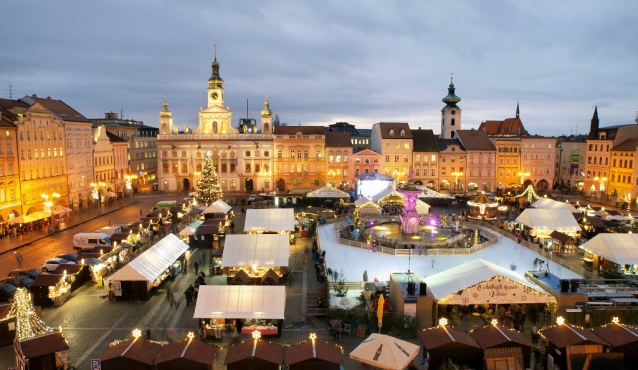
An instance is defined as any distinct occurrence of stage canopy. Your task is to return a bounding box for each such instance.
[306,186,350,198]
[109,234,189,282]
[244,208,295,232]
[424,258,555,305]
[222,234,290,268]
[203,199,232,214]
[531,198,579,213]
[194,285,286,319]
[350,334,419,370]
[515,208,581,232]
[581,234,638,265]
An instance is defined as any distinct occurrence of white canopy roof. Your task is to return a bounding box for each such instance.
[222,234,290,268]
[109,234,189,282]
[371,187,394,202]
[416,199,430,215]
[203,199,232,214]
[179,226,196,236]
[350,334,420,370]
[424,258,555,305]
[244,208,295,232]
[306,186,350,198]
[193,285,286,319]
[355,197,376,207]
[515,208,581,232]
[581,234,638,265]
[531,198,579,213]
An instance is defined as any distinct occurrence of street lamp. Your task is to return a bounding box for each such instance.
[41,192,60,231]
[518,171,531,185]
[593,176,607,197]
[451,171,463,191]
[125,175,138,203]
[91,182,106,214]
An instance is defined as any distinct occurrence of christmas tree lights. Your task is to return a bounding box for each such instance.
[3,288,53,340]
[195,155,223,203]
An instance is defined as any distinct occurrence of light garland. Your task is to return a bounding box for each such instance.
[516,185,540,202]
[3,287,53,340]
[195,155,224,202]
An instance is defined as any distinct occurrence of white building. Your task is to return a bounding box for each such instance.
[92,124,116,196]
[520,136,556,192]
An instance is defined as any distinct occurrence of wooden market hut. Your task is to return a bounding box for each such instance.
[548,230,576,257]
[593,323,638,369]
[0,303,15,347]
[469,324,533,369]
[29,274,67,308]
[155,338,216,370]
[229,269,250,285]
[260,269,280,285]
[538,323,609,370]
[418,326,482,370]
[286,340,344,370]
[195,222,221,249]
[224,339,284,370]
[99,338,163,370]
[51,264,87,291]
[15,331,69,370]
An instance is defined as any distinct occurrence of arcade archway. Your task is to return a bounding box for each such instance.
[245,178,254,192]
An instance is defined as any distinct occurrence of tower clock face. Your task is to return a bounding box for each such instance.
[211,92,219,99]
[451,110,456,115]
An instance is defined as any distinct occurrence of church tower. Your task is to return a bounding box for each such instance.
[260,95,272,134]
[207,46,225,109]
[159,96,174,134]
[440,78,462,139]
[588,106,599,140]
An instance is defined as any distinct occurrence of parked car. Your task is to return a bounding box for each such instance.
[56,254,79,263]
[41,258,75,272]
[2,269,40,288]
[0,283,16,302]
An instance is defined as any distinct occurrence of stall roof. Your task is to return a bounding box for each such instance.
[469,325,532,349]
[371,187,394,202]
[155,339,216,365]
[515,208,581,232]
[581,234,638,265]
[109,234,189,282]
[244,209,295,232]
[222,234,290,268]
[306,186,350,198]
[592,324,638,348]
[354,197,375,207]
[19,332,69,359]
[419,326,480,350]
[549,230,573,244]
[423,259,555,305]
[30,274,64,287]
[203,200,232,214]
[538,324,608,348]
[224,340,284,365]
[109,233,131,243]
[531,198,579,213]
[350,333,420,370]
[100,339,163,364]
[193,285,286,319]
[286,340,344,365]
[52,264,84,275]
[585,216,609,228]
[178,226,196,236]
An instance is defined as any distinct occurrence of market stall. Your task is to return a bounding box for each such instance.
[515,208,582,238]
[350,333,419,370]
[51,264,87,291]
[155,337,216,370]
[0,303,15,346]
[244,209,295,234]
[580,234,638,277]
[194,221,222,249]
[415,199,430,215]
[224,339,284,370]
[306,185,350,199]
[222,234,290,284]
[203,199,232,215]
[286,338,344,370]
[99,338,163,370]
[356,172,396,200]
[531,197,579,213]
[593,320,638,369]
[15,331,69,370]
[538,318,609,370]
[355,197,381,216]
[210,247,224,275]
[194,285,286,337]
[28,274,70,308]
[469,322,533,369]
[418,324,482,370]
[108,234,188,301]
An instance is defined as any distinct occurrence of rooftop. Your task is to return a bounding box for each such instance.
[21,95,91,123]
[411,129,439,152]
[274,126,325,135]
[375,122,413,139]
[325,131,353,147]
[456,129,496,151]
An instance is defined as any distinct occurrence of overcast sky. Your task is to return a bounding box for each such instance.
[2,1,637,136]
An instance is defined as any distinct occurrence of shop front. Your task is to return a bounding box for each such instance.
[29,274,71,308]
[580,233,638,278]
[515,208,582,239]
[194,285,286,338]
[221,234,290,285]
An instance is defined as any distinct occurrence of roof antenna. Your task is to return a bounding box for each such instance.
[213,43,217,61]
[246,98,249,119]
[450,73,453,84]
[6,79,14,99]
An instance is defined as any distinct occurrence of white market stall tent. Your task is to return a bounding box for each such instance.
[350,334,420,370]
[306,186,350,198]
[244,208,295,233]
[203,199,232,214]
[108,234,189,301]
[416,199,430,215]
[371,187,394,202]
[515,208,581,235]
[221,234,290,283]
[424,258,555,305]
[531,198,579,213]
[581,234,638,265]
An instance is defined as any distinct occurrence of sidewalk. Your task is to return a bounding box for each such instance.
[0,198,137,255]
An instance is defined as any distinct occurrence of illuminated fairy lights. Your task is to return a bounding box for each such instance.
[0,288,54,340]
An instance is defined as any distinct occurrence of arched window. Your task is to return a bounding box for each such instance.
[389,129,394,136]
[400,129,405,136]
[451,118,456,126]
[213,121,218,134]
[181,151,187,157]
[450,130,455,137]
[263,123,269,133]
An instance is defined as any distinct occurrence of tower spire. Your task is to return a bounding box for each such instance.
[213,43,217,61]
[516,101,520,118]
[588,106,599,140]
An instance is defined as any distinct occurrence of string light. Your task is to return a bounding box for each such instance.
[516,185,540,202]
[195,156,223,202]
[132,328,142,338]
[2,287,53,340]
[556,316,565,326]
[439,318,448,327]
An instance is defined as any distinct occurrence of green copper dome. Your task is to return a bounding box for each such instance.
[442,82,461,105]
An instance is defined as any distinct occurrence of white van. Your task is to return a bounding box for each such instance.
[96,226,123,238]
[73,233,112,252]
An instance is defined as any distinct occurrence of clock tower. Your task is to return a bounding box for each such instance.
[440,79,462,139]
[207,54,224,108]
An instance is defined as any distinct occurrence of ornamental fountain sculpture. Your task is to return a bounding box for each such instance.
[399,180,423,233]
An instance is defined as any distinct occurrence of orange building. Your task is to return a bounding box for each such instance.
[273,126,326,191]
[352,148,381,178]
[0,99,24,222]
[324,131,352,189]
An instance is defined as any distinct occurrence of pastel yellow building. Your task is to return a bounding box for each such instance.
[273,126,326,191]
[0,99,24,222]
[371,122,413,184]
[325,131,352,189]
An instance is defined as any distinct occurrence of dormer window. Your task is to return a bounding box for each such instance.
[389,129,394,136]
[599,133,606,139]
[400,129,405,137]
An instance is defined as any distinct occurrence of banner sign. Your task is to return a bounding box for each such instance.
[438,276,555,305]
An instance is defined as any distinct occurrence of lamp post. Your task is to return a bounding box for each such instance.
[91,182,106,214]
[125,175,138,203]
[593,176,607,198]
[41,192,60,232]
[451,171,462,191]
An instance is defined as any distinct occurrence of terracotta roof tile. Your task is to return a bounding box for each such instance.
[325,131,352,147]
[224,339,284,365]
[456,129,496,151]
[478,117,528,136]
[20,332,69,359]
[274,126,325,135]
[285,340,344,365]
[155,339,216,365]
[22,95,91,123]
[375,123,413,139]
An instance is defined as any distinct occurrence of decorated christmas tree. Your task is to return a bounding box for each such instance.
[5,287,53,340]
[195,155,223,203]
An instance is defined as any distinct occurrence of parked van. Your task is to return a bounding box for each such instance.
[96,226,123,238]
[73,233,111,252]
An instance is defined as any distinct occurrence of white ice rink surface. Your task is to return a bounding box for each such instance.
[317,224,581,282]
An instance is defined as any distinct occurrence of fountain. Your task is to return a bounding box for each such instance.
[399,180,423,233]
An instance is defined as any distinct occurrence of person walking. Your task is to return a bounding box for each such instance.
[140,208,143,217]
[185,285,194,307]
[183,259,188,274]
[145,327,151,340]
[194,260,199,275]
[431,258,435,268]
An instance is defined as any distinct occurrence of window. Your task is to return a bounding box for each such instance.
[344,155,349,163]
[277,150,282,158]
[264,180,270,189]
[304,150,309,158]
[400,129,405,136]
[394,155,399,162]
[27,149,31,159]
[317,150,322,158]
[8,163,12,175]
[605,158,608,165]
[6,143,10,154]
[181,163,188,173]
[395,143,399,149]
[386,143,390,149]
[415,169,420,177]
[230,163,236,173]
[230,180,236,190]
[404,154,409,162]
[404,143,409,149]
[336,155,341,163]
[389,129,394,136]
[255,164,261,173]
[329,155,334,164]
[441,167,446,175]
[451,118,455,126]
[385,155,390,163]
[221,163,227,173]
[245,150,251,157]
[35,150,39,159]
[431,169,436,176]
[316,165,321,173]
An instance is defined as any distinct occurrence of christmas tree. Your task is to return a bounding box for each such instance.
[5,287,53,340]
[196,155,223,203]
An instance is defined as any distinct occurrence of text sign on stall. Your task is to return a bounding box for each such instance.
[439,276,555,305]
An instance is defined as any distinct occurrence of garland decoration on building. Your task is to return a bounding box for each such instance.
[195,154,224,203]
